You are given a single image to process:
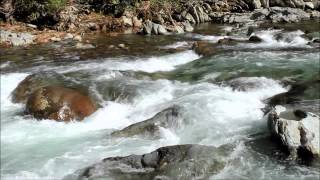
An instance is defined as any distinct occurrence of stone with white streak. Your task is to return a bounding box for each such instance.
[267,106,319,160]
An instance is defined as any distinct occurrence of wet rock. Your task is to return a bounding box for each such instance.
[75,42,95,49]
[26,86,97,122]
[94,79,140,102]
[112,106,182,138]
[248,35,263,42]
[11,71,81,104]
[267,106,319,160]
[0,30,34,46]
[264,79,319,107]
[283,100,320,116]
[217,38,242,45]
[228,77,276,91]
[265,84,306,107]
[192,41,218,56]
[312,38,320,43]
[64,144,234,180]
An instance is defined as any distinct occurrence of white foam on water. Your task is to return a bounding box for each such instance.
[211,140,320,180]
[1,70,287,179]
[241,30,310,49]
[0,61,10,69]
[191,34,227,42]
[161,41,190,49]
[201,72,222,81]
[174,80,285,146]
[30,50,200,74]
[0,73,29,117]
[3,35,318,180]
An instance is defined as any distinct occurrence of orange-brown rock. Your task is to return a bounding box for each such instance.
[26,86,97,122]
[192,41,218,56]
[11,71,71,104]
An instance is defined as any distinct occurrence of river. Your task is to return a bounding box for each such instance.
[1,21,319,179]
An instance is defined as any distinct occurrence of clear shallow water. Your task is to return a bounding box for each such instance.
[1,22,320,179]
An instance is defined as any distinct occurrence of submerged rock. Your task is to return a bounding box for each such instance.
[192,41,218,56]
[11,71,82,104]
[75,42,95,49]
[26,86,97,122]
[267,106,320,160]
[265,79,319,107]
[248,35,263,42]
[64,144,234,180]
[217,38,241,45]
[112,106,183,138]
[228,77,278,91]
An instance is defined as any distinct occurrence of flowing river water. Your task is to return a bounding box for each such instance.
[1,21,320,179]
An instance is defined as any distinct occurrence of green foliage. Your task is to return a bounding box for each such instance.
[13,0,67,25]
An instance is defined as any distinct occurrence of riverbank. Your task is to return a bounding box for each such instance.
[1,0,320,47]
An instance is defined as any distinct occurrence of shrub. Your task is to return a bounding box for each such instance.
[13,0,67,26]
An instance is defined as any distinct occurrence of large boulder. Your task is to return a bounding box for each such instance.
[11,71,83,104]
[112,106,183,138]
[267,106,319,160]
[64,144,234,180]
[26,86,97,122]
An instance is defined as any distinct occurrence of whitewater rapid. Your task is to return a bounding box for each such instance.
[0,50,287,180]
[1,26,319,179]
